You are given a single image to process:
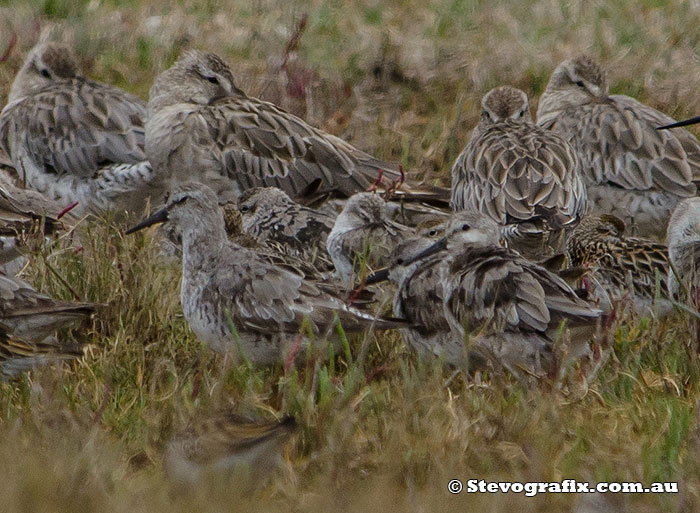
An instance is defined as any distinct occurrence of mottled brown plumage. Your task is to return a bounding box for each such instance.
[452,86,586,259]
[0,41,162,214]
[0,271,96,342]
[147,50,406,202]
[0,324,85,379]
[127,183,404,365]
[567,214,669,309]
[538,55,700,238]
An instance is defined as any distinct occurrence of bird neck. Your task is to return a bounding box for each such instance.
[180,213,228,272]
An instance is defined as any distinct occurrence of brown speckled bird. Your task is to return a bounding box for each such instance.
[451,86,586,259]
[164,412,296,490]
[146,50,431,203]
[538,55,700,238]
[567,213,669,312]
[0,40,162,215]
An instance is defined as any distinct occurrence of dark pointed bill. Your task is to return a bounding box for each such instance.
[125,208,169,234]
[405,236,447,265]
[657,115,700,130]
[365,267,390,285]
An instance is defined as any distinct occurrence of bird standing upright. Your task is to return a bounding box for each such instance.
[451,86,586,259]
[126,182,403,365]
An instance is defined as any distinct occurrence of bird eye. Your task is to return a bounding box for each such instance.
[428,229,438,237]
[173,195,189,205]
[575,80,585,88]
[240,204,251,213]
[396,258,405,265]
[40,69,51,79]
[206,75,219,85]
[461,224,470,231]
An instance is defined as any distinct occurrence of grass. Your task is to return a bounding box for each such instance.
[2,0,700,510]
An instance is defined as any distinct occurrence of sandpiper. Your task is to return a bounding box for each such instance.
[537,55,700,238]
[0,325,85,379]
[146,50,446,203]
[0,271,96,343]
[0,41,162,216]
[327,192,414,285]
[126,182,403,365]
[0,181,74,275]
[667,198,700,301]
[238,186,335,265]
[381,211,602,376]
[451,86,586,259]
[164,412,296,489]
[567,213,670,313]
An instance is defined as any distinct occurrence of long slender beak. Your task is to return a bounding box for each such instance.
[657,115,700,130]
[365,267,390,285]
[405,236,447,265]
[125,208,169,234]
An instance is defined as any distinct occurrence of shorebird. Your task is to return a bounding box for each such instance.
[0,324,85,379]
[0,181,73,275]
[537,55,700,239]
[327,192,414,285]
[667,198,700,301]
[0,41,162,216]
[451,86,586,259]
[126,182,403,365]
[238,186,335,264]
[164,412,296,489]
[0,270,94,378]
[379,211,602,375]
[146,50,446,203]
[567,213,670,313]
[0,271,96,343]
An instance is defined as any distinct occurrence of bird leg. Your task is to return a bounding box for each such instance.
[382,164,406,201]
[57,201,80,219]
[366,169,385,193]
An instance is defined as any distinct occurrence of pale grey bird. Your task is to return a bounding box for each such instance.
[327,192,414,285]
[537,55,700,238]
[568,213,670,313]
[451,86,586,259]
[126,182,403,365]
[238,186,336,266]
[146,50,446,203]
[667,197,700,301]
[164,412,296,490]
[382,211,602,376]
[0,41,163,215]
